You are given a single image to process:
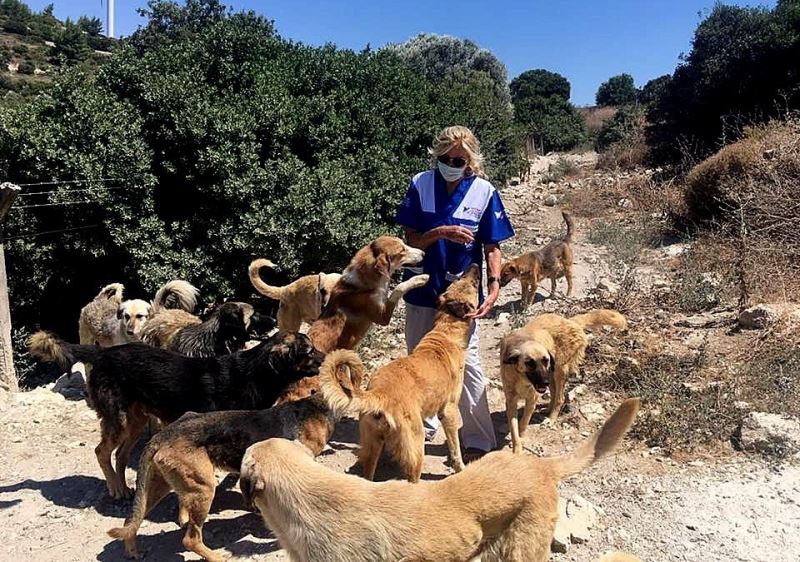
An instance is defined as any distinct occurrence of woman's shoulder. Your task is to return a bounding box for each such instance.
[412,169,436,184]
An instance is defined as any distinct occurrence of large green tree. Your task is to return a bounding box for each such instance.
[595,73,637,106]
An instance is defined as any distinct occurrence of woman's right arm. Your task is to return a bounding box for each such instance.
[404,226,474,249]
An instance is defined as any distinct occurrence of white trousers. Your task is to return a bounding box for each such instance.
[404,302,498,452]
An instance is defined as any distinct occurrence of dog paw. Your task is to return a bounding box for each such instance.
[407,274,430,289]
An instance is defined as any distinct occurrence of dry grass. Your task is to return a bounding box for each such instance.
[578,106,617,136]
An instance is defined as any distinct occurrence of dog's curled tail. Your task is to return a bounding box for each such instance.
[570,309,627,331]
[152,279,200,314]
[319,349,394,427]
[94,282,125,303]
[248,258,284,301]
[27,331,100,371]
[551,398,639,480]
[107,443,158,557]
[562,211,576,243]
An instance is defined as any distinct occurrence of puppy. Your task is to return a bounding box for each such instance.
[249,258,341,332]
[277,236,429,403]
[500,211,575,304]
[501,309,627,452]
[240,398,640,562]
[320,264,479,481]
[78,280,199,347]
[107,388,352,562]
[27,330,323,499]
[141,301,263,357]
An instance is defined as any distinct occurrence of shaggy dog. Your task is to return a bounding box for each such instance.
[499,211,575,304]
[320,264,480,481]
[107,387,353,562]
[239,398,640,562]
[27,330,323,499]
[78,280,199,347]
[249,258,341,332]
[141,301,271,358]
[277,236,429,403]
[500,309,627,451]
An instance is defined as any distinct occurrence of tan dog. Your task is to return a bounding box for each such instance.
[78,280,199,347]
[500,211,575,304]
[501,309,627,452]
[320,264,480,481]
[240,398,640,562]
[277,236,429,403]
[249,258,341,331]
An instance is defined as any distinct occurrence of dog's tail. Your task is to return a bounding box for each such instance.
[549,398,639,480]
[93,283,125,303]
[570,309,627,331]
[151,280,199,314]
[27,331,101,371]
[319,349,395,427]
[248,258,285,301]
[562,211,576,244]
[107,441,159,556]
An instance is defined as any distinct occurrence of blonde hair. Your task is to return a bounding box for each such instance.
[428,125,485,178]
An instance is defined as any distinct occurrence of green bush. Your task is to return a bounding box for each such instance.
[596,73,636,106]
[647,1,800,165]
[595,105,644,151]
[511,69,586,153]
[16,58,34,74]
[1,0,519,336]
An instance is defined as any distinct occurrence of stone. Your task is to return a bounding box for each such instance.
[509,176,521,186]
[682,332,706,350]
[597,278,620,295]
[661,243,690,257]
[14,387,66,407]
[674,310,735,329]
[494,312,510,326]
[738,305,778,330]
[617,198,632,209]
[53,367,87,399]
[738,412,800,457]
[579,402,606,421]
[568,384,588,402]
[552,495,602,551]
[543,194,558,206]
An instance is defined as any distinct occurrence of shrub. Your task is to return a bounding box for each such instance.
[12,43,28,55]
[511,69,587,153]
[2,18,28,36]
[595,105,644,151]
[16,59,34,74]
[595,73,636,106]
[638,74,670,106]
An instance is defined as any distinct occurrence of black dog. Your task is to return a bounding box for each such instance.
[28,330,323,499]
[169,301,250,357]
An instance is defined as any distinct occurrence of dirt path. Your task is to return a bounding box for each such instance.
[1,153,798,561]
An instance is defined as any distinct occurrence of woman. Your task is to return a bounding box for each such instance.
[395,125,515,460]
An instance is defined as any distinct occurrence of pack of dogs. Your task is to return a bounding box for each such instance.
[27,216,643,562]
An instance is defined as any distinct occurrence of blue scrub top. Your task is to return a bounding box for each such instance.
[394,168,515,308]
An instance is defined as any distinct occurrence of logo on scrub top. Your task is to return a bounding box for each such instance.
[461,206,482,220]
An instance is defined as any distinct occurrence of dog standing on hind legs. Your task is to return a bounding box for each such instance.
[500,309,627,453]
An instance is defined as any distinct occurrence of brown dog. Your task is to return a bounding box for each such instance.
[249,258,341,332]
[320,264,480,481]
[501,309,627,452]
[240,398,640,562]
[277,236,429,403]
[500,211,575,305]
[106,388,351,562]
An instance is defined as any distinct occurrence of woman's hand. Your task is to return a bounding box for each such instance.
[436,225,474,244]
[467,283,500,319]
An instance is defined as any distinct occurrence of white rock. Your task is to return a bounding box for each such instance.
[14,387,66,406]
[738,305,778,330]
[509,176,521,186]
[494,312,510,326]
[544,194,559,206]
[661,243,690,257]
[617,198,632,208]
[683,332,706,350]
[597,278,620,295]
[738,412,800,457]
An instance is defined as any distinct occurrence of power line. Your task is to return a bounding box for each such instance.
[1,224,102,242]
[16,177,138,188]
[16,186,129,198]
[14,200,99,210]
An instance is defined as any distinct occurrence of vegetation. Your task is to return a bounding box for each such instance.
[595,73,636,107]
[510,68,586,153]
[0,0,520,338]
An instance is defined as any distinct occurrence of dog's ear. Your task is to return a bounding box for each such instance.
[335,364,355,394]
[373,253,391,278]
[116,305,124,320]
[436,294,472,318]
[547,352,557,375]
[503,349,521,365]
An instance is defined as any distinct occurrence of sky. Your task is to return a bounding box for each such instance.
[28,0,776,106]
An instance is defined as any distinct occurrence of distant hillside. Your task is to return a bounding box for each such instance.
[0,0,116,105]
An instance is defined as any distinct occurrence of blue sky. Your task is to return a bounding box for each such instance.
[28,0,775,106]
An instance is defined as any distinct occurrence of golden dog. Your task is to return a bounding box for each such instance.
[249,258,341,332]
[240,398,640,562]
[499,211,575,304]
[501,309,627,452]
[320,264,480,481]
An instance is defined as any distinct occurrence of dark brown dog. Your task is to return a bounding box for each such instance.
[107,385,353,562]
[500,211,575,305]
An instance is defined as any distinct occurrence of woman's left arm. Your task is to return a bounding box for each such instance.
[467,243,501,319]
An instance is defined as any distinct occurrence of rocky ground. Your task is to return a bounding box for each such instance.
[1,153,799,561]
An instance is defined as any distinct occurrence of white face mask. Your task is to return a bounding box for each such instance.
[438,161,465,182]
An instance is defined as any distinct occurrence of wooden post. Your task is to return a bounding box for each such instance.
[0,182,20,393]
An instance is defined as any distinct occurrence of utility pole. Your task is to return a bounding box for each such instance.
[107,0,115,39]
[0,183,19,393]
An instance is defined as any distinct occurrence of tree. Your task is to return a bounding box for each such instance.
[51,19,92,64]
[511,69,586,153]
[638,74,671,106]
[78,15,104,37]
[596,73,637,106]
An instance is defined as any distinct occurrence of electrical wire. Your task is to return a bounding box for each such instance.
[1,224,102,242]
